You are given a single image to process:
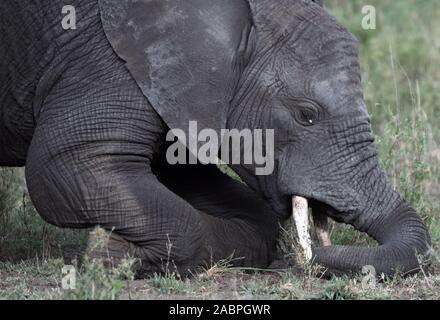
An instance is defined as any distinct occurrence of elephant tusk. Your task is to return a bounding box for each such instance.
[291,196,313,261]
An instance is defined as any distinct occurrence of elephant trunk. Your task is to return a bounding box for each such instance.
[313,170,431,276]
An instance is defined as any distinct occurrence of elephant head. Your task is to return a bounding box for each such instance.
[99,0,431,275]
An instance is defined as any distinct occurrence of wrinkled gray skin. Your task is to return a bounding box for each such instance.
[0,0,431,276]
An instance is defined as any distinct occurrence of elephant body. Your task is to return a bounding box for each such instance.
[0,0,431,276]
[1,0,278,274]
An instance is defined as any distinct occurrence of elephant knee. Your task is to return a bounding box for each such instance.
[25,146,96,228]
[25,165,88,228]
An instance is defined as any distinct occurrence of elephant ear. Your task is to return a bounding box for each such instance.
[98,0,252,156]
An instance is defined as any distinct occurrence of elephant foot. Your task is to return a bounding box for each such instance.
[84,227,184,278]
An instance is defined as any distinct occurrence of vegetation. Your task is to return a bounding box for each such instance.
[0,0,439,299]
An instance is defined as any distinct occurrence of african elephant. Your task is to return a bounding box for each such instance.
[0,0,431,277]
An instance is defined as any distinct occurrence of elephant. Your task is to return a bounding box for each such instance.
[0,0,431,277]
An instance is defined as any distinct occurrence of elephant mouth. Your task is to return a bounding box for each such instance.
[308,198,345,221]
[289,195,333,260]
[290,194,339,216]
[289,194,348,261]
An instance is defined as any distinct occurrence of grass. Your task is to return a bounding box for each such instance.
[0,0,439,300]
[1,255,439,300]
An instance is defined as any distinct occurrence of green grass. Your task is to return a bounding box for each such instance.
[1,255,439,300]
[0,0,439,300]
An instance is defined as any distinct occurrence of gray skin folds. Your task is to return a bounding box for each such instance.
[0,0,431,276]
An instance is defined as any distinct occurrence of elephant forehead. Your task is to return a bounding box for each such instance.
[313,78,368,116]
[276,62,366,117]
[280,59,362,95]
[277,37,362,112]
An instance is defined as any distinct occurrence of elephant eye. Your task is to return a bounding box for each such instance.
[281,96,322,127]
[293,105,320,126]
